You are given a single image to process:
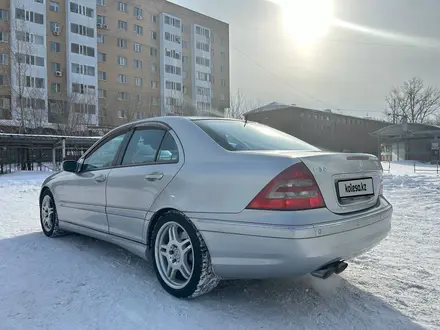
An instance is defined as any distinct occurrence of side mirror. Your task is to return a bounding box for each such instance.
[62,160,78,173]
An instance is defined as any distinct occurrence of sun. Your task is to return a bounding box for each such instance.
[279,0,334,47]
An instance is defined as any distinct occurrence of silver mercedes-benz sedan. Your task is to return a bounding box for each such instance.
[39,117,392,298]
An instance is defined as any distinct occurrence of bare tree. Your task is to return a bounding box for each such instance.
[0,8,47,133]
[49,88,96,135]
[226,89,260,119]
[385,77,440,124]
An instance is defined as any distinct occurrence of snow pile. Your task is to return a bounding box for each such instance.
[0,167,438,329]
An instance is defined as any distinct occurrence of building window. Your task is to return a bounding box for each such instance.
[152,97,160,106]
[196,41,210,52]
[98,71,106,81]
[97,15,105,25]
[71,43,95,57]
[117,56,127,67]
[118,2,127,12]
[71,63,95,76]
[165,81,182,91]
[98,89,107,98]
[181,24,187,33]
[0,53,7,65]
[134,7,142,18]
[221,79,227,87]
[117,38,127,49]
[49,1,59,12]
[134,24,143,35]
[98,52,106,62]
[164,15,180,28]
[165,65,182,76]
[17,54,44,67]
[164,32,180,44]
[25,76,45,88]
[135,94,142,103]
[151,14,157,23]
[221,65,225,73]
[183,86,188,94]
[96,0,105,6]
[165,49,181,60]
[50,41,61,53]
[50,22,60,34]
[150,47,157,57]
[220,94,225,101]
[118,74,127,84]
[70,2,94,17]
[196,71,211,82]
[133,42,142,53]
[15,9,44,24]
[71,23,94,38]
[182,56,189,64]
[117,91,128,100]
[97,34,104,43]
[196,56,210,67]
[133,59,142,69]
[182,71,188,79]
[150,64,157,73]
[195,26,210,38]
[118,20,127,30]
[51,83,60,93]
[0,75,8,85]
[0,10,8,20]
[0,32,8,43]
[135,77,142,87]
[151,81,157,89]
[182,41,188,49]
[151,30,157,40]
[118,110,127,119]
[51,62,61,72]
[196,87,210,96]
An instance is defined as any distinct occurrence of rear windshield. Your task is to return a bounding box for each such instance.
[193,119,320,151]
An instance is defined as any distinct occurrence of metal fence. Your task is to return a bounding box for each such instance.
[382,161,439,174]
[0,133,98,175]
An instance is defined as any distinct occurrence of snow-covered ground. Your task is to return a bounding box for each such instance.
[0,164,438,330]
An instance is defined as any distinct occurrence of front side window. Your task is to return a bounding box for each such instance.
[82,133,128,171]
[193,120,320,152]
[122,129,165,165]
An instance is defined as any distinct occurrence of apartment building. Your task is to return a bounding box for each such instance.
[0,0,230,131]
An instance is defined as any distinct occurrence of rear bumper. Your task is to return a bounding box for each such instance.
[191,197,392,279]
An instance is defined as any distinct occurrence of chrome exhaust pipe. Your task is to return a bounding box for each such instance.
[311,261,348,279]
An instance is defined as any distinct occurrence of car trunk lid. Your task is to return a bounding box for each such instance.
[298,152,383,214]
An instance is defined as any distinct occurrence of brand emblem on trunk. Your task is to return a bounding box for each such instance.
[359,161,363,169]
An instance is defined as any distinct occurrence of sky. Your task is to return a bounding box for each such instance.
[170,0,440,118]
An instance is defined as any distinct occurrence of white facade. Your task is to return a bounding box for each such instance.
[66,0,98,125]
[190,24,212,114]
[159,13,183,115]
[9,0,48,124]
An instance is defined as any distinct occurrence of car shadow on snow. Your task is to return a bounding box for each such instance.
[0,232,425,330]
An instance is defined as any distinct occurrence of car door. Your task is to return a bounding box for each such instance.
[105,124,183,243]
[55,130,130,233]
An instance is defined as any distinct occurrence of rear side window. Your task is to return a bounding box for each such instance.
[122,129,165,165]
[157,132,179,162]
[193,120,319,151]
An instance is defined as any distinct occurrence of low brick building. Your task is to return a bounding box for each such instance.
[244,103,388,156]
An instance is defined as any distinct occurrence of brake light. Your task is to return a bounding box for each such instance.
[247,162,325,211]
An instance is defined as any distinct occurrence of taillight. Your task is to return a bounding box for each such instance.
[379,180,384,196]
[247,162,325,211]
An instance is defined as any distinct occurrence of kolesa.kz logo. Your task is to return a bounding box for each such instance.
[345,182,367,193]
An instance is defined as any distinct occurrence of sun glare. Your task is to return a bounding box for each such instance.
[280,0,334,47]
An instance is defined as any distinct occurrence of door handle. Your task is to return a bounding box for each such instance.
[145,172,164,181]
[94,175,106,183]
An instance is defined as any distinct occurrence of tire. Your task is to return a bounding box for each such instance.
[40,190,66,238]
[151,210,220,299]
